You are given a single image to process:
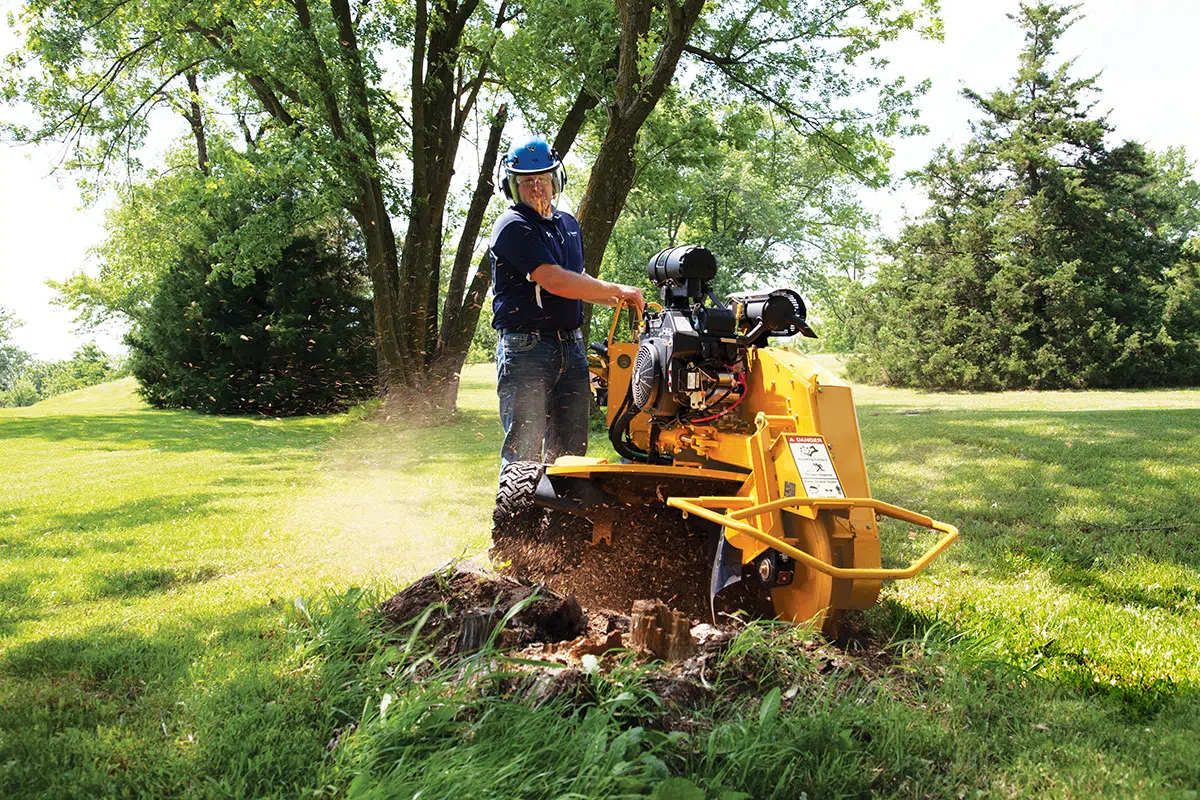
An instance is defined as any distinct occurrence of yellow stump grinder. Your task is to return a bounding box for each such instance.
[492,245,958,633]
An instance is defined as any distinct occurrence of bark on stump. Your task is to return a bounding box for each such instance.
[629,600,696,662]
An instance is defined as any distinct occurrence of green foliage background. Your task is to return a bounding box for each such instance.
[848,4,1200,390]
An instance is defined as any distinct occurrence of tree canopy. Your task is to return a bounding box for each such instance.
[848,2,1200,390]
[599,94,878,296]
[5,0,938,407]
[0,307,33,393]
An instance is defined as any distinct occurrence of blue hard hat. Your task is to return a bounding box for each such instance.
[504,137,562,174]
[500,137,567,204]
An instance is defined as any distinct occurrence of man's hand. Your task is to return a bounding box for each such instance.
[612,283,644,314]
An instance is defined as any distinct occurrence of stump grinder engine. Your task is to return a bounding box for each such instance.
[492,245,958,633]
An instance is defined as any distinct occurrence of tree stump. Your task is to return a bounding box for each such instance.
[456,607,502,653]
[629,600,696,662]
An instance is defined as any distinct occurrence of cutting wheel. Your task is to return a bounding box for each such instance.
[767,513,834,629]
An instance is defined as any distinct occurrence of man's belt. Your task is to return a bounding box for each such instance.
[499,327,583,341]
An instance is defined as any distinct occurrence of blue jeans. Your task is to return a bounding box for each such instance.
[497,332,590,467]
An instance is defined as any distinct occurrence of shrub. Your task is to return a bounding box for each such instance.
[128,235,376,415]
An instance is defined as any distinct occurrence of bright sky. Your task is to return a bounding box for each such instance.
[1,0,1197,360]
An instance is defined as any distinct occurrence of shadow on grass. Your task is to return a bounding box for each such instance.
[0,409,339,456]
[857,406,1200,720]
[87,566,221,599]
[861,406,1200,574]
[0,491,270,560]
[42,493,233,534]
[0,604,330,798]
[1,531,163,560]
[1050,566,1200,615]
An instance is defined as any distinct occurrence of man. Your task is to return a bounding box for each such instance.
[490,137,644,467]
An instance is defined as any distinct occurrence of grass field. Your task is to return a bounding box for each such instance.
[1,364,1198,798]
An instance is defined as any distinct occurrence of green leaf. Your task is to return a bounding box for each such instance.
[759,686,782,724]
[651,777,707,800]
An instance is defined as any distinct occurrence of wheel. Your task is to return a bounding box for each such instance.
[769,513,834,631]
[494,461,544,524]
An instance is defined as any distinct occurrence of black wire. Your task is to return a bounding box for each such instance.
[608,384,649,463]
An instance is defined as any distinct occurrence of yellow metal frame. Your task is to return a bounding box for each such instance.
[567,297,959,621]
[667,495,958,580]
[605,299,661,347]
[546,460,747,483]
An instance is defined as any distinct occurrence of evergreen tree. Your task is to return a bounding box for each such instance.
[128,234,376,415]
[849,3,1200,390]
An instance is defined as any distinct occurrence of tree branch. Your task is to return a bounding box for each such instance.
[33,34,165,147]
[644,0,705,113]
[441,103,507,347]
[292,0,349,142]
[184,70,209,174]
[552,53,616,158]
[94,60,204,168]
[612,0,652,108]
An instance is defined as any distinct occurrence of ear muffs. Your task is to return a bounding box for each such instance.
[497,156,512,199]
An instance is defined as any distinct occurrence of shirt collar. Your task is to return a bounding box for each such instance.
[514,202,559,223]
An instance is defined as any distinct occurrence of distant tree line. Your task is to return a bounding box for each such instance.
[846,3,1200,390]
[0,308,126,407]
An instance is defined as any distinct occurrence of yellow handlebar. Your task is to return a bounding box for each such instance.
[607,299,659,347]
[667,495,959,581]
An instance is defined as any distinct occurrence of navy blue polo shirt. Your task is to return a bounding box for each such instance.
[490,202,584,331]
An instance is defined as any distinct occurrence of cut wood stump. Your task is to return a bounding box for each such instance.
[629,600,696,662]
[456,607,502,653]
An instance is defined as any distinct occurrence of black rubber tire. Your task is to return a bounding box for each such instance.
[494,461,544,525]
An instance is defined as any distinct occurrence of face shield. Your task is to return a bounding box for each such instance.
[508,168,563,219]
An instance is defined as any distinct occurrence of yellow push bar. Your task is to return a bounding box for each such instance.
[606,299,663,347]
[666,495,959,581]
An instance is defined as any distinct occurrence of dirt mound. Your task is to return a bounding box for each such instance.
[379,563,894,726]
[379,561,586,654]
[490,501,773,624]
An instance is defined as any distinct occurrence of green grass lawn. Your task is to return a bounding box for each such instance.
[2,365,1198,797]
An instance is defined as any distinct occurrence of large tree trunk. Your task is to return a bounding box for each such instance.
[388,0,486,409]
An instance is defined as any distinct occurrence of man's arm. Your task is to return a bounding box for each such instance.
[529,263,645,312]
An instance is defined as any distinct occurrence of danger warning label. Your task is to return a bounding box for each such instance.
[785,435,845,498]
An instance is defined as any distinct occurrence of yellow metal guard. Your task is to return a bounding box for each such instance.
[667,495,959,580]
